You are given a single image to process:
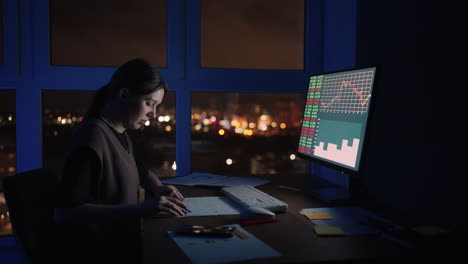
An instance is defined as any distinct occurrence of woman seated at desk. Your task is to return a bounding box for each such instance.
[54,58,188,264]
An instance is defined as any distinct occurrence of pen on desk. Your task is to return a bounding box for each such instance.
[180,201,191,213]
[182,205,191,213]
[240,218,280,226]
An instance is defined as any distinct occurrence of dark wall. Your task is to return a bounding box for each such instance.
[356,1,466,230]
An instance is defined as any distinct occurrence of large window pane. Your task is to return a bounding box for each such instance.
[50,0,167,67]
[191,92,309,176]
[42,90,176,177]
[42,90,95,171]
[200,0,305,70]
[0,89,15,236]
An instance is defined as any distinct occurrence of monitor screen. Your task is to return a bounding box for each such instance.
[298,67,376,174]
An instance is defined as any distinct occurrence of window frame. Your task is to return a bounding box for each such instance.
[185,0,322,89]
[1,0,359,180]
[0,0,19,85]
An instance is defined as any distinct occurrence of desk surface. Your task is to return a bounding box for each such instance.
[142,175,463,263]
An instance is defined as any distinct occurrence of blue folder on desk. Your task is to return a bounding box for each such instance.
[168,224,281,264]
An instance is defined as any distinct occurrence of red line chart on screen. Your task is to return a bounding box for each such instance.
[320,71,374,114]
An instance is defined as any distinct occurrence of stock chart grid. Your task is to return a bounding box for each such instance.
[320,70,374,114]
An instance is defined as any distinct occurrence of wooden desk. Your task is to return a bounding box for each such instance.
[142,179,415,263]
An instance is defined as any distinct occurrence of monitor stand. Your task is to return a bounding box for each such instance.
[306,175,350,203]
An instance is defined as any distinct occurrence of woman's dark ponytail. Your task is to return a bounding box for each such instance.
[85,84,110,120]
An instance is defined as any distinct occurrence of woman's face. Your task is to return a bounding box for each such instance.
[123,88,165,130]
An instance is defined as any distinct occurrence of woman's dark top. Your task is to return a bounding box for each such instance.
[60,119,149,207]
[56,117,147,264]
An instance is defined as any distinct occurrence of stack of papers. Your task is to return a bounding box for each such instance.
[161,172,270,187]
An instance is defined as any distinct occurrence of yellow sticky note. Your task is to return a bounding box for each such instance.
[313,225,345,236]
[304,212,334,220]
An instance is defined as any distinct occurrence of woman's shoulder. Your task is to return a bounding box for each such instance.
[70,118,110,144]
[74,117,108,134]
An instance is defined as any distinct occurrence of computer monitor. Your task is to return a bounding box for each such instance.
[297,66,377,201]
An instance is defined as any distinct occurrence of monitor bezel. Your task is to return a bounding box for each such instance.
[296,66,379,178]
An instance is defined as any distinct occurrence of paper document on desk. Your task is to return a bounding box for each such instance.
[168,224,281,264]
[181,196,244,217]
[200,176,270,187]
[161,172,228,186]
[161,172,270,187]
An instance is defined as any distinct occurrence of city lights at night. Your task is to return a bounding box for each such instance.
[1,90,310,212]
[0,113,17,178]
[37,91,309,178]
[0,91,16,236]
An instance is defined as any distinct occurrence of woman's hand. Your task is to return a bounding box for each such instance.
[142,195,188,217]
[157,185,186,207]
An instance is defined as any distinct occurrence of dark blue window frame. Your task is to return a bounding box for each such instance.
[0,0,19,85]
[1,0,357,183]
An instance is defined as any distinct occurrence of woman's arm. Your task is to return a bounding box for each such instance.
[55,195,187,224]
[55,147,187,224]
[136,158,186,205]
